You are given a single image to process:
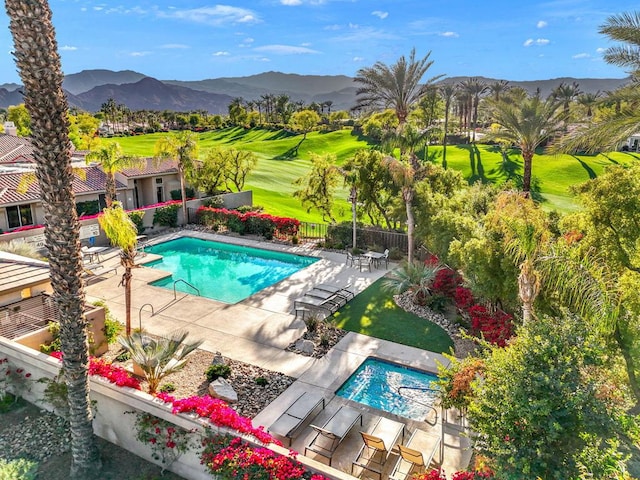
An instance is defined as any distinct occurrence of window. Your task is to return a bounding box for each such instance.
[7,204,34,229]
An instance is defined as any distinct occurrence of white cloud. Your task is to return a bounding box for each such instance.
[440,31,459,38]
[281,0,302,4]
[353,56,364,62]
[213,51,230,56]
[161,44,189,49]
[572,53,590,59]
[160,6,260,26]
[60,45,78,51]
[130,51,151,57]
[537,20,547,28]
[596,47,606,53]
[372,10,388,20]
[524,38,549,47]
[238,37,254,47]
[253,44,320,54]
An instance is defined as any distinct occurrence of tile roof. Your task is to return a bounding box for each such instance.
[0,166,126,207]
[0,135,35,164]
[0,252,50,294]
[119,158,178,177]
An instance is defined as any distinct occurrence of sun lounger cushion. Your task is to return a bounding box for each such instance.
[305,405,362,465]
[352,417,405,476]
[389,428,441,480]
[268,392,325,446]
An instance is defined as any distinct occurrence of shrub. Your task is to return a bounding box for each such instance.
[94,300,123,344]
[201,196,224,208]
[304,313,321,333]
[159,383,176,393]
[0,458,38,480]
[40,321,61,354]
[128,210,145,234]
[76,200,100,217]
[169,187,195,200]
[255,377,268,386]
[432,268,463,298]
[205,364,231,382]
[196,207,300,239]
[326,221,365,249]
[153,204,179,228]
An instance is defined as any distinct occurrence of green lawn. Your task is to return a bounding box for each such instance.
[331,277,454,354]
[108,127,640,219]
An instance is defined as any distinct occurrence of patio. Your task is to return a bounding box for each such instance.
[83,230,471,478]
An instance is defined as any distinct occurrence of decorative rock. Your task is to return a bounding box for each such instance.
[208,377,238,403]
[211,351,225,365]
[295,339,315,355]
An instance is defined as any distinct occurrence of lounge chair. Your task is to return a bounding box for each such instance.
[352,417,405,479]
[294,295,339,316]
[82,263,118,283]
[315,283,355,300]
[305,405,363,466]
[389,428,442,480]
[268,392,325,447]
[305,288,348,308]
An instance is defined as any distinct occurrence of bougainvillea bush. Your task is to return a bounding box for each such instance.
[50,351,141,389]
[197,207,299,239]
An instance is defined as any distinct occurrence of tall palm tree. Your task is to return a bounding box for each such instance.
[576,91,601,118]
[439,83,457,169]
[154,131,198,224]
[86,142,144,207]
[488,80,511,101]
[382,156,419,264]
[551,81,582,117]
[354,48,443,126]
[485,96,565,194]
[459,77,488,142]
[98,203,138,336]
[599,11,640,74]
[5,0,101,477]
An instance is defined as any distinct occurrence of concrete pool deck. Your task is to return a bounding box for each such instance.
[85,229,471,478]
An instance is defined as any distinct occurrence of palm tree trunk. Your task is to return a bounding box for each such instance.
[179,166,188,225]
[522,149,534,194]
[404,188,415,264]
[5,1,101,477]
[443,106,449,170]
[518,262,539,324]
[105,172,116,208]
[123,264,132,336]
[350,186,357,249]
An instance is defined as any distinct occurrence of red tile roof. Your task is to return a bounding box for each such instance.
[0,135,35,164]
[119,158,178,177]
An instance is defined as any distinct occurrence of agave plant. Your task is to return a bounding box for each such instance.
[382,260,442,306]
[118,330,203,395]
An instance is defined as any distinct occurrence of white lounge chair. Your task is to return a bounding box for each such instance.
[268,392,325,446]
[305,405,363,466]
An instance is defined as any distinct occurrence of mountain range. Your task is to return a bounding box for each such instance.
[0,69,631,114]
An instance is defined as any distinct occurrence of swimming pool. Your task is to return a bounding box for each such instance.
[145,237,319,303]
[335,357,439,421]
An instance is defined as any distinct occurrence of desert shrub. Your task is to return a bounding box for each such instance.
[159,383,176,393]
[205,364,231,382]
[201,196,224,208]
[128,210,145,234]
[93,300,123,344]
[255,377,268,386]
[153,204,179,228]
[304,313,321,333]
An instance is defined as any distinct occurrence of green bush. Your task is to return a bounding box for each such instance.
[76,199,100,217]
[0,458,38,480]
[205,364,231,382]
[170,187,195,200]
[40,321,61,354]
[128,210,145,234]
[153,204,179,228]
[326,221,365,249]
[93,300,123,344]
[159,383,176,393]
[255,377,269,386]
[202,196,224,208]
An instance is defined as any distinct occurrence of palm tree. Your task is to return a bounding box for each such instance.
[551,81,582,117]
[459,78,488,142]
[599,11,640,74]
[485,96,565,194]
[488,80,511,101]
[439,84,457,169]
[98,203,138,336]
[354,48,443,125]
[86,142,144,208]
[118,330,202,395]
[5,0,101,477]
[576,91,601,118]
[382,261,442,306]
[154,131,198,224]
[382,156,419,264]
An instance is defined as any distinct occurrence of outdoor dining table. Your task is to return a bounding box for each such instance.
[82,246,109,263]
[362,251,385,268]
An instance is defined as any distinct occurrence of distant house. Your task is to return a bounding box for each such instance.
[0,133,181,232]
[623,134,640,152]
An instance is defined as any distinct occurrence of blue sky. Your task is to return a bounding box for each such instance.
[0,0,637,84]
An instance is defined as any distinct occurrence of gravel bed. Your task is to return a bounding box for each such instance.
[285,320,347,358]
[103,347,295,419]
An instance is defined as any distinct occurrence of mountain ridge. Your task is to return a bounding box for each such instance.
[0,69,630,114]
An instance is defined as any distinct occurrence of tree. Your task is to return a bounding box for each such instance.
[551,81,582,117]
[576,91,601,118]
[488,80,510,101]
[154,131,198,224]
[467,315,617,479]
[459,77,488,142]
[193,147,257,193]
[290,109,320,141]
[118,331,202,395]
[86,142,144,207]
[98,203,138,336]
[382,261,442,305]
[484,95,565,194]
[7,104,31,136]
[354,48,443,125]
[293,153,341,222]
[5,0,101,477]
[439,83,457,169]
[599,11,640,74]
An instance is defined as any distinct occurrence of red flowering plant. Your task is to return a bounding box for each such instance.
[412,469,494,480]
[467,306,514,347]
[128,411,194,470]
[197,207,300,240]
[432,267,463,298]
[201,434,330,480]
[0,357,32,409]
[49,351,141,390]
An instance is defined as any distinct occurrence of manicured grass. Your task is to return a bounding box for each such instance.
[331,277,455,354]
[107,128,640,219]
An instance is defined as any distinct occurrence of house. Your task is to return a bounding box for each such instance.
[0,133,181,232]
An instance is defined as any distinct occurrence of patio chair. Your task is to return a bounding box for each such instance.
[82,263,118,283]
[305,405,363,466]
[315,283,355,300]
[389,428,442,480]
[381,249,390,269]
[268,392,325,447]
[356,255,373,272]
[351,417,405,479]
[346,251,357,267]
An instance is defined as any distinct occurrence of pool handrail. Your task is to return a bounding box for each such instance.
[173,278,201,298]
[396,386,440,425]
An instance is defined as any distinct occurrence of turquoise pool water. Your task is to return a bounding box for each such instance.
[335,357,439,421]
[145,237,318,303]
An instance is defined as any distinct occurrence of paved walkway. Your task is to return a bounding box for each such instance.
[85,230,471,478]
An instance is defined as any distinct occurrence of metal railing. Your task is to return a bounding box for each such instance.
[173,279,200,298]
[396,386,440,425]
[138,303,155,331]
